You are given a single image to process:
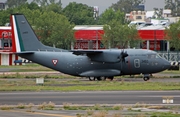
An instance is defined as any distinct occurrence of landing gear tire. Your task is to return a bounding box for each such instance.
[89,77,107,81]
[89,77,95,81]
[108,76,114,81]
[97,77,102,81]
[96,77,106,81]
[143,77,150,81]
[103,77,107,81]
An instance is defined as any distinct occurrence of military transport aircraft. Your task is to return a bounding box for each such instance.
[11,14,170,81]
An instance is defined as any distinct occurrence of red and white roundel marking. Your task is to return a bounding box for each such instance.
[52,59,58,66]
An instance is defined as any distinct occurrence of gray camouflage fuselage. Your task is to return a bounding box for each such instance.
[19,49,170,77]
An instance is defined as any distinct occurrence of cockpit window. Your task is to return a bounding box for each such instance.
[147,54,155,59]
[156,54,161,58]
[147,54,161,59]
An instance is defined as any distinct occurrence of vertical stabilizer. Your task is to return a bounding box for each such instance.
[11,14,65,52]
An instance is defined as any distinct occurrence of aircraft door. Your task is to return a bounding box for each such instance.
[134,59,140,68]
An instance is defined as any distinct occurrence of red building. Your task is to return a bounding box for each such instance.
[74,25,167,51]
[138,25,166,51]
[0,26,21,65]
[0,26,12,51]
[74,26,104,49]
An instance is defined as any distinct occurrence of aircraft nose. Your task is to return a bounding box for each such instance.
[163,60,171,70]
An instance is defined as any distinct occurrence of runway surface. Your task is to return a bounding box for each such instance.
[0,91,179,105]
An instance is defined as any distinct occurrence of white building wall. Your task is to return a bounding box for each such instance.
[1,54,9,65]
[0,53,23,65]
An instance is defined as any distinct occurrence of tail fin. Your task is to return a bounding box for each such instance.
[11,13,65,52]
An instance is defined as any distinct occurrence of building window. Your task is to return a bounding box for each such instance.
[136,16,142,20]
[0,3,5,10]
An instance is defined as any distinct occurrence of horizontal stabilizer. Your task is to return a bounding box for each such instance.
[14,52,34,55]
[79,69,120,77]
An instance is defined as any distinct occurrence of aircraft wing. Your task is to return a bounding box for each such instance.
[79,69,120,77]
[71,50,120,63]
[71,50,103,55]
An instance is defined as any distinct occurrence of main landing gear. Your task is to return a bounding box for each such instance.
[88,76,114,81]
[89,77,95,81]
[143,74,152,81]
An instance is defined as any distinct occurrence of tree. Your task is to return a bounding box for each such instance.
[98,8,126,25]
[102,20,140,49]
[14,8,42,25]
[0,2,40,22]
[63,2,96,25]
[32,0,63,14]
[110,0,144,13]
[0,10,10,25]
[17,2,41,10]
[165,0,180,16]
[5,2,42,25]
[32,0,48,6]
[6,0,27,8]
[0,2,74,49]
[165,21,180,50]
[32,0,61,7]
[42,3,62,14]
[35,11,75,49]
[100,9,140,49]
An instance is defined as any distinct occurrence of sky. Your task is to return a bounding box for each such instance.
[59,0,165,13]
[1,0,165,13]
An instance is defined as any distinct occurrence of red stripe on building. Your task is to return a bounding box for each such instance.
[15,55,20,65]
[9,54,12,65]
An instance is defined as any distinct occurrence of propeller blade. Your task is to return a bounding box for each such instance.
[120,51,128,63]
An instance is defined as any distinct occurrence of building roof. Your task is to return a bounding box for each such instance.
[73,25,103,30]
[74,25,166,31]
[0,26,11,30]
[138,25,165,30]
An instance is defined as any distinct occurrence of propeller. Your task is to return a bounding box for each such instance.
[119,49,129,71]
[120,41,128,62]
[120,50,128,63]
[119,41,129,71]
